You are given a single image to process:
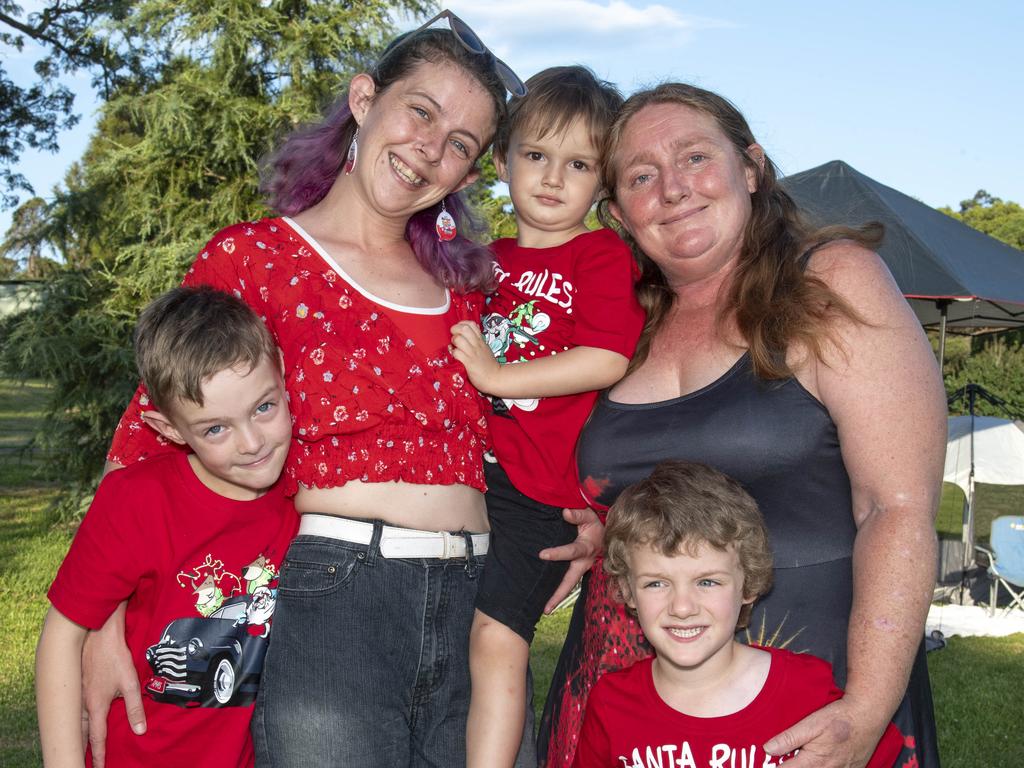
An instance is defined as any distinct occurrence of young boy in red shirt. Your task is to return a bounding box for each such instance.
[450,65,645,767]
[573,461,905,768]
[36,286,297,767]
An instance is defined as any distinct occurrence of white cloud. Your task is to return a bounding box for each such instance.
[448,0,711,35]
[409,1,734,53]
[432,0,733,84]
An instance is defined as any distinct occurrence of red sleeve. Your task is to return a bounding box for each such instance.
[572,677,613,768]
[107,222,269,465]
[570,229,645,357]
[47,469,150,628]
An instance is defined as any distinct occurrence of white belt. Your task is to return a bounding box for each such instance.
[298,514,489,559]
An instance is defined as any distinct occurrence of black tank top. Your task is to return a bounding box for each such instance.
[548,353,937,768]
[577,352,856,568]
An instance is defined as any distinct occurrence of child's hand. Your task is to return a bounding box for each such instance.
[450,320,502,394]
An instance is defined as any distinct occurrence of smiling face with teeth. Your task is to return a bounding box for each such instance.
[623,539,754,683]
[346,61,498,222]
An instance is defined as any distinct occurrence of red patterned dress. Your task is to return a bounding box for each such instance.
[109,217,490,494]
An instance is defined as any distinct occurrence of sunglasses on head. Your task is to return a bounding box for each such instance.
[407,9,527,98]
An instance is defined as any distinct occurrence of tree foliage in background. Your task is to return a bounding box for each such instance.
[944,337,1024,419]
[1,0,431,487]
[938,190,1024,251]
[467,150,516,242]
[0,0,148,207]
[938,191,1024,416]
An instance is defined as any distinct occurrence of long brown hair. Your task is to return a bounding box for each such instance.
[599,83,878,379]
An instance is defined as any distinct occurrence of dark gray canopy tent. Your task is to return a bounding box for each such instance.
[780,160,1024,362]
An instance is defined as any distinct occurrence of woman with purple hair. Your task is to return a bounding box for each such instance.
[88,15,537,767]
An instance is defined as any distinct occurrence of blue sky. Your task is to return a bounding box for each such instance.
[3,1,1023,236]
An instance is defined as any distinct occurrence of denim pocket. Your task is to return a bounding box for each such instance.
[278,537,363,597]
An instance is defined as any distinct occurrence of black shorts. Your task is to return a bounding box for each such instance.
[475,460,578,644]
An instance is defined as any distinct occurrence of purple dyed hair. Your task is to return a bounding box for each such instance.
[260,29,508,294]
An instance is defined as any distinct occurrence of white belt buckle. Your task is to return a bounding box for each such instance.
[440,531,457,560]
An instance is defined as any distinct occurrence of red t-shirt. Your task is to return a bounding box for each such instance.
[48,452,298,768]
[485,229,644,507]
[573,648,905,768]
[108,216,490,496]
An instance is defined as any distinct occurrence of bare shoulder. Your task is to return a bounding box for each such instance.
[792,240,928,398]
[805,241,900,303]
[806,240,921,335]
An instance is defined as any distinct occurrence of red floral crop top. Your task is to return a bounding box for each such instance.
[108,217,490,496]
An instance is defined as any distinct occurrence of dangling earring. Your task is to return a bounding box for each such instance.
[344,128,359,175]
[436,200,457,242]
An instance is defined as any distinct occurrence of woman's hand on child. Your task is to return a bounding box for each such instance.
[539,507,605,613]
[450,320,502,394]
[763,694,886,768]
[82,602,146,768]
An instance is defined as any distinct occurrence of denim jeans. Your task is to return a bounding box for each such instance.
[252,521,537,767]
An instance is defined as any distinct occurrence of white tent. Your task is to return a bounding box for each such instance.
[943,416,1024,576]
[944,416,1024,492]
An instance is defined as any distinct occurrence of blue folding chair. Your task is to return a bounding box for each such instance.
[975,516,1024,616]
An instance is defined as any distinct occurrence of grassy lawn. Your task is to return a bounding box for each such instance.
[0,379,52,455]
[927,633,1024,766]
[0,380,64,767]
[2,377,1022,767]
[532,604,572,724]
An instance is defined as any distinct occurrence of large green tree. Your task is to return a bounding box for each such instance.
[1,0,429,486]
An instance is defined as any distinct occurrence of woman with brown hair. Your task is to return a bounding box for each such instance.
[540,83,946,768]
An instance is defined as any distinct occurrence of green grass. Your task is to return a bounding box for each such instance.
[3,378,1022,767]
[0,379,50,456]
[531,604,572,724]
[927,634,1024,767]
[0,379,65,767]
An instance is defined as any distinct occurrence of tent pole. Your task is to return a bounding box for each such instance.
[936,299,950,374]
[960,476,975,604]
[959,386,978,604]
